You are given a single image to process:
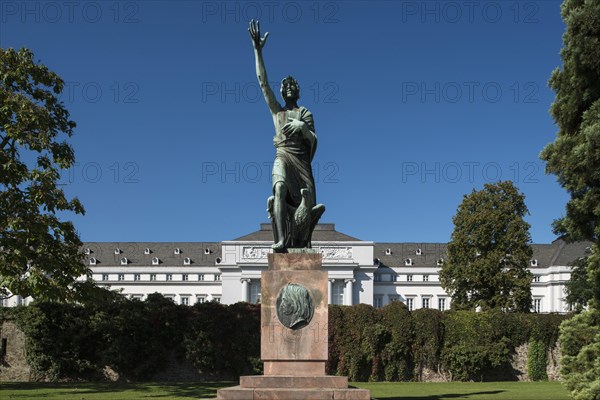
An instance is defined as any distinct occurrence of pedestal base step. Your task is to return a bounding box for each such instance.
[240,375,348,389]
[216,386,371,400]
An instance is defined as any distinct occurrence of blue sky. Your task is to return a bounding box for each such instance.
[2,0,570,243]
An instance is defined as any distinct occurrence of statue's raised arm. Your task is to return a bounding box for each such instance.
[249,20,280,115]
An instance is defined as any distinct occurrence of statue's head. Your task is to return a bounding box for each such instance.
[281,76,300,102]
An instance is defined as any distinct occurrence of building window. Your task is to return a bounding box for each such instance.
[406,298,414,311]
[214,274,221,281]
[181,297,189,306]
[250,280,261,304]
[407,275,413,282]
[389,295,400,303]
[134,274,140,281]
[166,274,173,281]
[102,274,109,281]
[374,274,381,282]
[196,296,206,304]
[391,274,397,282]
[198,274,205,281]
[150,274,156,281]
[213,296,221,303]
[182,274,189,281]
[332,281,344,305]
[533,275,540,283]
[374,296,383,308]
[533,298,542,313]
[423,275,429,282]
[118,274,125,281]
[438,298,446,311]
[422,297,430,309]
[131,294,143,301]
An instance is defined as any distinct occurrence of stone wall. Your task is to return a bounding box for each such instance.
[0,319,31,381]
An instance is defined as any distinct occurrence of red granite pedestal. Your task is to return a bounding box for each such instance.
[216,253,370,400]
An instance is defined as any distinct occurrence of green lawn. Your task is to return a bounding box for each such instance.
[0,381,570,400]
[357,381,570,399]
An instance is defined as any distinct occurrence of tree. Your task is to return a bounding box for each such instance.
[540,0,600,309]
[440,181,533,312]
[0,47,90,302]
[565,255,595,312]
[539,1,600,398]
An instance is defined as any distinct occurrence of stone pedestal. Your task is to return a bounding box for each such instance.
[217,253,370,400]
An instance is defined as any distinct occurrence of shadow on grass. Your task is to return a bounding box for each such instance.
[0,381,233,399]
[144,382,234,398]
[371,390,506,400]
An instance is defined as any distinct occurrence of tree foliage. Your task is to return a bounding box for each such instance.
[540,0,600,310]
[565,255,595,312]
[0,47,89,302]
[539,1,600,397]
[440,181,533,312]
[559,310,600,400]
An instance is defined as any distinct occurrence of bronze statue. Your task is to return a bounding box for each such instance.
[249,20,325,252]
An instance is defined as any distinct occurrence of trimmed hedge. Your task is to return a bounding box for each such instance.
[1,299,568,382]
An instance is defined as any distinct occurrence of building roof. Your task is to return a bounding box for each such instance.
[233,223,361,242]
[82,225,592,268]
[372,240,593,269]
[82,242,222,267]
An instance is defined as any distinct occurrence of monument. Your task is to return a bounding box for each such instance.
[216,20,370,400]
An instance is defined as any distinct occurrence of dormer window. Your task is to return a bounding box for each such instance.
[204,248,212,255]
[184,257,191,265]
[152,257,159,265]
[120,257,128,265]
[437,258,444,266]
[114,248,121,255]
[174,248,181,255]
[530,259,538,267]
[89,257,97,266]
[84,248,91,255]
[215,257,222,264]
[374,258,381,266]
[144,248,151,255]
[385,248,392,255]
[405,258,413,266]
[415,249,422,256]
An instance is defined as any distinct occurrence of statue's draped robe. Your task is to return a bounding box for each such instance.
[270,106,317,248]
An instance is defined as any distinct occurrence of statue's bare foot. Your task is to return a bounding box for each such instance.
[272,241,285,251]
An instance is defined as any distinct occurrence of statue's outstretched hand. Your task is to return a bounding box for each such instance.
[249,19,269,50]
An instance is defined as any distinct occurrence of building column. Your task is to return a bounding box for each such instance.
[241,278,250,302]
[328,279,334,304]
[344,278,355,306]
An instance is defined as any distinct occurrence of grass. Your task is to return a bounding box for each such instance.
[357,381,570,399]
[0,381,233,399]
[0,381,569,400]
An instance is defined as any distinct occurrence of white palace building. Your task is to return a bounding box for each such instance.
[3,223,590,313]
